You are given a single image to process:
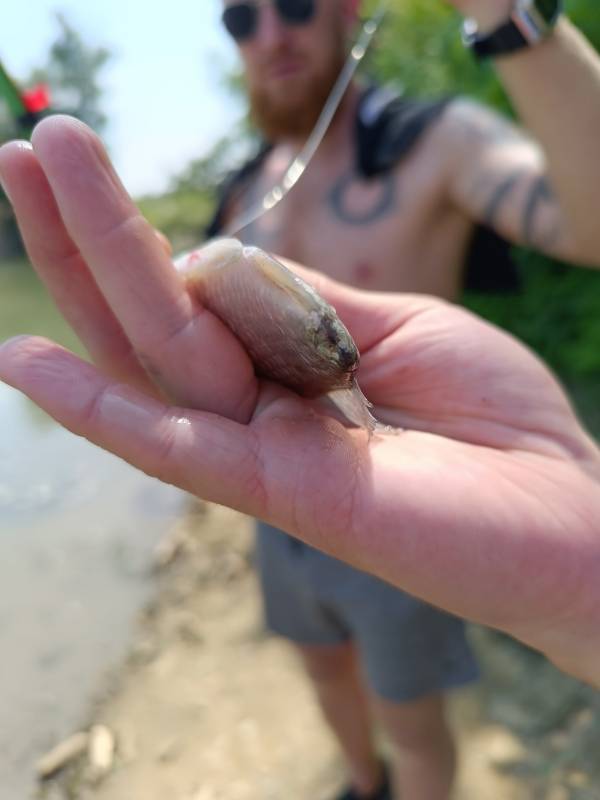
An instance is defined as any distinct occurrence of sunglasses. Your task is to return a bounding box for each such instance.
[222,0,316,42]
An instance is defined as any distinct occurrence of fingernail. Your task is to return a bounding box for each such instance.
[0,141,33,202]
[0,334,30,353]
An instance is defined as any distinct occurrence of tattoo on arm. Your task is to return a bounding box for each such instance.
[482,171,561,252]
[328,171,397,226]
[523,176,560,250]
[483,170,527,230]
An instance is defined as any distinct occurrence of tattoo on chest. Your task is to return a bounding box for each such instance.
[328,170,397,226]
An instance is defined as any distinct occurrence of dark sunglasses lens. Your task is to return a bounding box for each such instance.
[277,0,315,24]
[222,4,257,41]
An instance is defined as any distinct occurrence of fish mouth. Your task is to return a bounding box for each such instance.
[339,346,359,373]
[318,316,359,372]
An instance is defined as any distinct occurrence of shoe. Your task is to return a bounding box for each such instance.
[333,765,392,800]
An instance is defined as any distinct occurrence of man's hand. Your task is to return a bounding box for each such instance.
[1,116,600,686]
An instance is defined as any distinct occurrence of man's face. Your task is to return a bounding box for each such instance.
[222,0,356,140]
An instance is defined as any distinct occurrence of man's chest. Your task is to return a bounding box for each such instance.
[233,152,469,297]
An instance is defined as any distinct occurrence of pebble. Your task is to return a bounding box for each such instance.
[87,724,116,782]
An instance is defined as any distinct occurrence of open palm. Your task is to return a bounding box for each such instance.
[1,116,599,684]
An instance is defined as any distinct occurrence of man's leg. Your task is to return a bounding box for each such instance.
[296,640,386,797]
[370,691,456,800]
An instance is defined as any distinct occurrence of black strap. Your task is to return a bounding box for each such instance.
[464,225,519,293]
[355,85,452,177]
[471,21,529,59]
[354,86,519,293]
[205,142,272,239]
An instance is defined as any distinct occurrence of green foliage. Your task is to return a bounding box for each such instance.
[169,135,244,195]
[138,132,253,252]
[464,252,600,378]
[29,12,112,133]
[364,0,510,109]
[366,0,600,111]
[0,13,111,259]
[0,91,19,142]
[138,189,215,254]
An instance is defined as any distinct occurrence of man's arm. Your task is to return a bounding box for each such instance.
[437,14,600,266]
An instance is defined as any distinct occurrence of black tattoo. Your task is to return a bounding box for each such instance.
[483,170,526,229]
[523,176,559,249]
[328,171,397,226]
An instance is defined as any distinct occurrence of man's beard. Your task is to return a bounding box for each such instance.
[247,34,347,141]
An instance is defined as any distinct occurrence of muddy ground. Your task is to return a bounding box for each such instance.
[38,501,600,800]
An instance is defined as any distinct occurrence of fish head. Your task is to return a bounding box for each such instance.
[304,308,359,378]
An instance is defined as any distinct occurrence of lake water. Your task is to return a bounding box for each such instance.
[0,258,187,798]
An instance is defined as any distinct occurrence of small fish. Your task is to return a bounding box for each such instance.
[174,238,378,432]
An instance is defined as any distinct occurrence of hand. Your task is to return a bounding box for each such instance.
[1,116,600,686]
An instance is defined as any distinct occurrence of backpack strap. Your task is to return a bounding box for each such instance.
[356,84,452,177]
[205,142,272,239]
[355,84,519,293]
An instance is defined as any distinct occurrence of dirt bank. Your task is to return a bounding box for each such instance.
[40,502,599,800]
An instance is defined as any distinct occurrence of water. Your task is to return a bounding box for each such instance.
[0,258,186,797]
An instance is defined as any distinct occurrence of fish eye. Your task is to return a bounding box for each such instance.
[319,317,340,345]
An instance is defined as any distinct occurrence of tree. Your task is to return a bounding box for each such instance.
[0,13,111,258]
[27,12,111,134]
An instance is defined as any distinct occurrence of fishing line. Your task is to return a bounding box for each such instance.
[223,0,389,237]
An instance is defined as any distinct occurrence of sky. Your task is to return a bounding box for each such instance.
[1,1,244,196]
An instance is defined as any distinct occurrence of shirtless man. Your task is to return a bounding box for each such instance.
[207,1,600,797]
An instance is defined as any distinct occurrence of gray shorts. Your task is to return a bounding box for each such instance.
[256,522,479,702]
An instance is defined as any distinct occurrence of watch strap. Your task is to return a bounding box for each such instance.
[463,1,562,60]
[470,19,530,58]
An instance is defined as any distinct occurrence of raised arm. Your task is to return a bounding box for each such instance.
[439,5,600,266]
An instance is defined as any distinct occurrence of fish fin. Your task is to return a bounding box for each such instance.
[326,383,379,434]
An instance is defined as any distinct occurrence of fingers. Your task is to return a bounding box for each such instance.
[0,140,151,390]
[9,117,258,421]
[0,335,264,515]
[29,116,193,350]
[154,229,172,256]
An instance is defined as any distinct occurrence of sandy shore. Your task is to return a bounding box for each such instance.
[39,502,599,800]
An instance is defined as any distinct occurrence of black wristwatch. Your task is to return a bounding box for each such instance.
[462,0,563,60]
